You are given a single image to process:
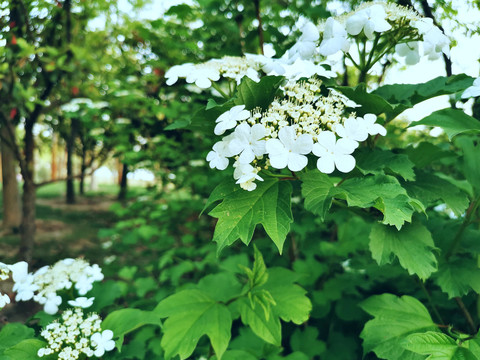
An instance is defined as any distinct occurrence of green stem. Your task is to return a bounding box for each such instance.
[417,278,444,325]
[364,33,381,71]
[211,82,229,99]
[445,196,480,260]
[345,52,360,69]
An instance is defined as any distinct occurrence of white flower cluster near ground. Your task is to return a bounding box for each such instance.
[315,2,450,64]
[207,78,386,190]
[37,308,115,359]
[4,258,103,314]
[0,263,11,308]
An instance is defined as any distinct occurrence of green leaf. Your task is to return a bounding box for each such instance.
[335,174,418,229]
[263,267,312,325]
[360,294,437,360]
[155,289,232,360]
[434,258,480,298]
[209,179,293,254]
[403,332,478,360]
[102,308,162,351]
[234,76,284,110]
[404,142,454,168]
[243,245,269,289]
[355,148,416,181]
[3,339,46,360]
[0,324,35,351]
[290,327,326,358]
[456,136,480,192]
[402,171,470,217]
[369,222,437,280]
[333,83,396,116]
[196,272,243,303]
[465,334,480,357]
[412,109,480,140]
[373,74,474,119]
[216,350,258,360]
[236,297,282,346]
[300,170,335,220]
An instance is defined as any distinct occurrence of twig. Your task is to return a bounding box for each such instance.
[455,297,477,335]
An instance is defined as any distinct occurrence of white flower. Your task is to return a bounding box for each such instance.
[233,162,263,191]
[412,18,434,35]
[68,297,95,308]
[91,330,115,357]
[207,139,233,170]
[214,105,251,135]
[346,4,392,39]
[319,17,350,56]
[0,293,10,308]
[85,264,104,282]
[334,117,368,148]
[185,66,220,88]
[228,123,266,164]
[75,275,94,295]
[10,262,37,301]
[0,262,10,281]
[395,41,420,65]
[422,26,450,60]
[312,131,356,173]
[165,63,195,86]
[44,293,62,315]
[357,114,386,136]
[265,126,313,172]
[283,59,336,81]
[461,78,480,99]
[287,21,319,61]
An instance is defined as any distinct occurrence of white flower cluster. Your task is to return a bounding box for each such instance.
[38,308,115,359]
[165,55,285,88]
[0,262,11,308]
[207,78,386,190]
[301,2,451,65]
[9,258,103,314]
[61,98,109,113]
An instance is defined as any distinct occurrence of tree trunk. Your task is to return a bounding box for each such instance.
[118,163,128,201]
[66,119,77,204]
[51,132,57,181]
[19,120,36,262]
[79,142,86,195]
[1,126,21,231]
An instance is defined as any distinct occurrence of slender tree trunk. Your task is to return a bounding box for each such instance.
[1,126,21,231]
[252,0,264,54]
[51,132,57,180]
[79,139,86,195]
[66,118,77,204]
[19,120,36,262]
[118,163,128,201]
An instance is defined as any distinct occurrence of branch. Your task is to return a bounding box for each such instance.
[419,0,452,76]
[455,297,477,334]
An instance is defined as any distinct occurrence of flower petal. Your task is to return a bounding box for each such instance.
[317,155,335,174]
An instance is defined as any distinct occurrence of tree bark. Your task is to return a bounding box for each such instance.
[1,126,21,231]
[79,137,86,195]
[66,118,77,204]
[51,132,57,181]
[252,0,264,54]
[19,119,36,262]
[118,163,128,201]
